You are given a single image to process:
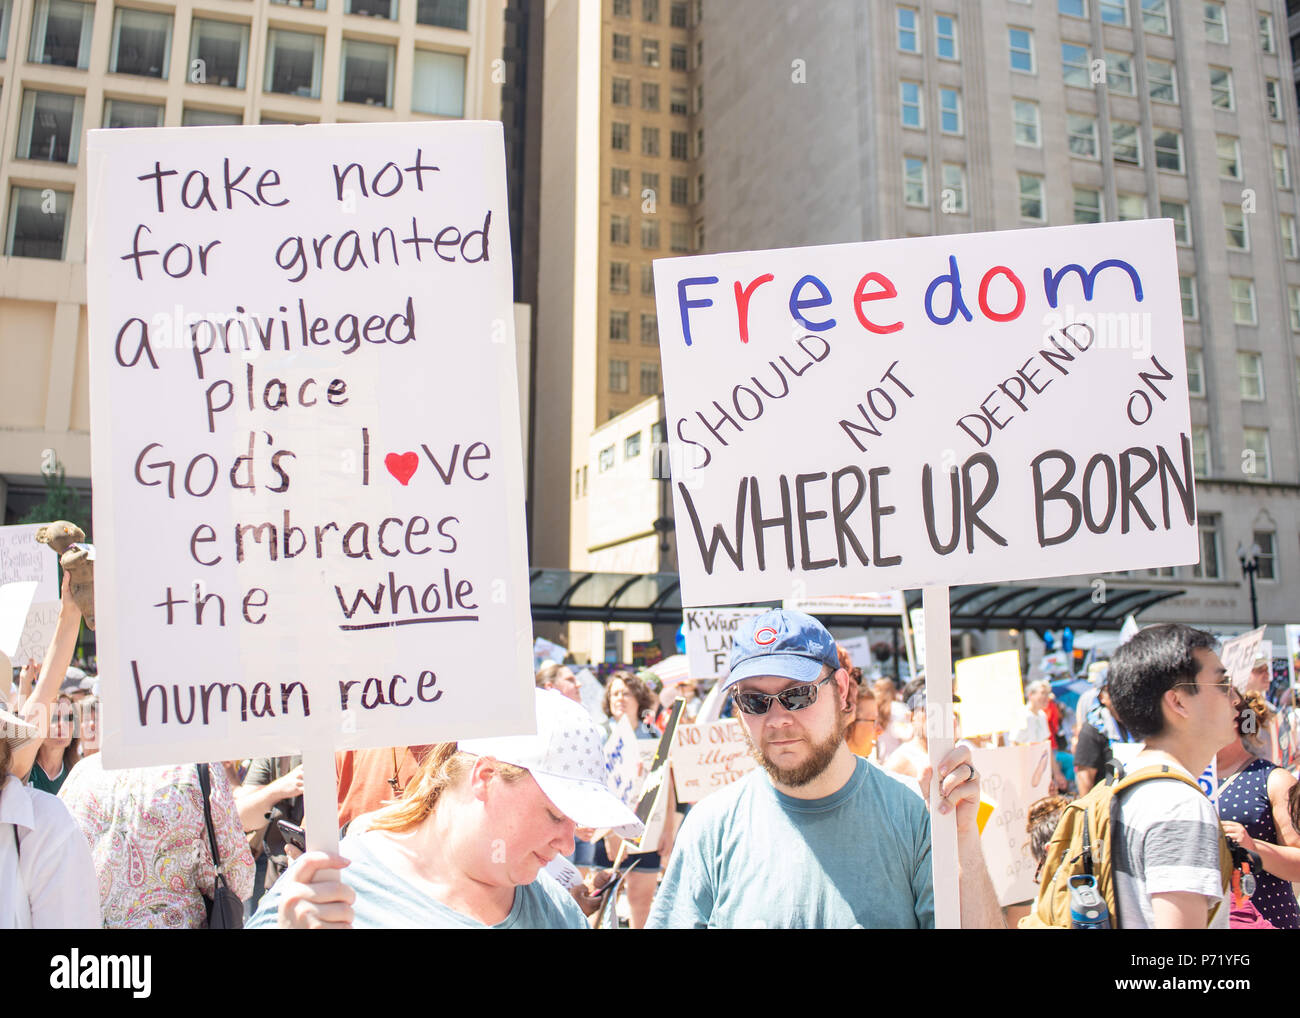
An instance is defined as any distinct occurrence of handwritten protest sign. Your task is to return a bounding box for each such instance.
[653,221,1196,606]
[1219,627,1265,691]
[603,718,641,810]
[86,122,533,769]
[0,524,60,662]
[836,634,871,669]
[785,592,905,615]
[970,743,1052,906]
[954,649,1025,738]
[910,608,926,671]
[670,718,756,802]
[683,607,764,680]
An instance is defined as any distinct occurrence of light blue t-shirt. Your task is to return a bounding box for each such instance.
[248,833,588,929]
[647,756,933,929]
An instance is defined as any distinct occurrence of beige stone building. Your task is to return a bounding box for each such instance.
[0,0,506,518]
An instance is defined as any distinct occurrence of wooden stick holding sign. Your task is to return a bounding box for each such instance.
[302,745,341,858]
[923,585,959,929]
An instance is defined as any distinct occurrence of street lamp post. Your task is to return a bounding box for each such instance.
[1237,543,1260,629]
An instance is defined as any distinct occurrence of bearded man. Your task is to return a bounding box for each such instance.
[646,609,1001,928]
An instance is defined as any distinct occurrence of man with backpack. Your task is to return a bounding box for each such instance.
[1028,624,1236,928]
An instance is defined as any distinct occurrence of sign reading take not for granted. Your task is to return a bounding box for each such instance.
[87,122,533,767]
[653,221,1197,606]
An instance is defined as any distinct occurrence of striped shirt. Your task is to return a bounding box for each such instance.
[1112,772,1229,929]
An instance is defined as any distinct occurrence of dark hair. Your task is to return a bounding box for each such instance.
[1026,795,1070,879]
[1107,623,1216,739]
[602,671,656,721]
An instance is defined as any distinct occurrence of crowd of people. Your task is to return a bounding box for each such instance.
[3,579,1298,929]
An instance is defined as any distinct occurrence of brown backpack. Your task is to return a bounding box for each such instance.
[1020,765,1232,928]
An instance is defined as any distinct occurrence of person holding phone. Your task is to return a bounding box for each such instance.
[249,689,642,929]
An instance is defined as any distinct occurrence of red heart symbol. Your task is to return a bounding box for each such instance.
[385,452,418,486]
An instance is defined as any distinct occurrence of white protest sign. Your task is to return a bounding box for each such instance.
[1220,627,1265,691]
[954,649,1025,738]
[784,592,905,615]
[0,583,39,661]
[1197,756,1219,806]
[970,742,1053,907]
[683,606,764,680]
[1118,613,1140,647]
[653,220,1196,606]
[603,718,641,810]
[669,718,755,802]
[86,122,533,769]
[836,634,871,669]
[910,608,926,671]
[0,524,61,662]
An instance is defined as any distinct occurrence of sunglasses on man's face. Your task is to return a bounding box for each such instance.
[733,676,833,716]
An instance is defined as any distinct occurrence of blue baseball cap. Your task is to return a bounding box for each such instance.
[725,609,840,691]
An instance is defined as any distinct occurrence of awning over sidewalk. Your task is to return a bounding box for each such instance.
[528,569,1184,632]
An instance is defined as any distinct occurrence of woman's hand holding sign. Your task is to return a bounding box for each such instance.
[277,852,354,929]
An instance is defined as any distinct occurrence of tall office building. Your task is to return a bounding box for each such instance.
[691,0,1300,636]
[0,0,508,521]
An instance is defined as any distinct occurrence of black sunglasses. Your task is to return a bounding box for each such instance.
[733,676,833,716]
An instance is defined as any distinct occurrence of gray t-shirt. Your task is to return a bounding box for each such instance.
[248,833,588,929]
[647,756,933,929]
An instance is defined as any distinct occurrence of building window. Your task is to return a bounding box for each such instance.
[1275,147,1291,190]
[1180,275,1198,320]
[641,312,658,345]
[641,218,659,249]
[935,13,957,59]
[1242,429,1270,480]
[1154,130,1183,173]
[1142,0,1170,34]
[938,87,961,134]
[1259,12,1276,52]
[413,50,464,117]
[610,261,630,293]
[1238,350,1264,396]
[1290,287,1300,330]
[1217,136,1241,179]
[416,0,468,29]
[670,175,689,205]
[609,359,629,393]
[903,157,927,207]
[16,91,83,164]
[670,221,691,252]
[270,0,327,9]
[1013,100,1040,146]
[1059,0,1086,17]
[1193,512,1221,576]
[897,6,919,52]
[609,309,629,342]
[639,363,660,395]
[1116,193,1146,221]
[670,43,686,70]
[670,130,689,160]
[598,445,615,472]
[612,33,630,61]
[1224,205,1248,250]
[670,86,688,115]
[900,81,923,128]
[1111,122,1140,166]
[625,432,643,460]
[614,0,631,15]
[1209,67,1234,110]
[611,121,630,150]
[104,98,163,128]
[1231,283,1258,328]
[346,0,395,18]
[641,81,659,112]
[1253,532,1276,580]
[5,186,70,259]
[1008,27,1034,73]
[642,37,659,66]
[1062,43,1089,87]
[1282,216,1299,259]
[941,163,967,213]
[610,213,630,245]
[1203,1,1227,43]
[110,8,172,78]
[1161,200,1190,244]
[696,173,704,202]
[641,171,658,197]
[1105,52,1134,95]
[670,1,687,28]
[1266,79,1282,120]
[265,30,322,98]
[188,19,248,88]
[1186,349,1205,396]
[1146,58,1177,103]
[1191,428,1211,479]
[1019,174,1044,221]
[340,39,393,106]
[611,76,630,106]
[182,107,240,126]
[1073,187,1101,224]
[642,0,658,22]
[1099,0,1128,24]
[641,263,655,295]
[28,0,93,68]
[611,166,631,198]
[1067,115,1097,159]
[642,125,659,157]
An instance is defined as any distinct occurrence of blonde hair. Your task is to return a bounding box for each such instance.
[366,743,529,834]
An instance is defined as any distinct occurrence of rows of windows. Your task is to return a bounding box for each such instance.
[609,166,699,205]
[611,76,692,116]
[605,358,661,396]
[610,122,699,160]
[612,0,692,29]
[1175,515,1282,582]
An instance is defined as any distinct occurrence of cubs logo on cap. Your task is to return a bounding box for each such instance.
[725,609,841,692]
[754,627,779,646]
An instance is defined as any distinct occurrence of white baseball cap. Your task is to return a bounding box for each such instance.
[459,689,644,838]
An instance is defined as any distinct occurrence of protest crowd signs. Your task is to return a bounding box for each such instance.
[670,718,756,803]
[682,606,763,680]
[0,523,61,664]
[954,649,1025,739]
[970,743,1052,907]
[86,122,533,770]
[652,221,1197,608]
[1219,626,1265,691]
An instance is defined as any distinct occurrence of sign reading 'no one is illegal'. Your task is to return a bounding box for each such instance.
[87,122,533,767]
[653,221,1198,607]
